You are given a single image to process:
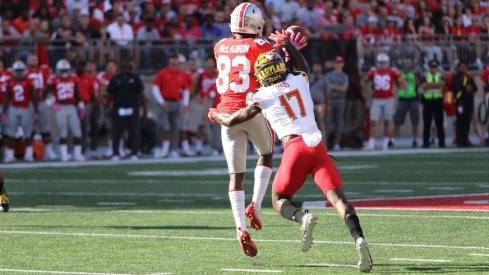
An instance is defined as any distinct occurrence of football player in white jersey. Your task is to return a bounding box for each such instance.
[210,31,372,273]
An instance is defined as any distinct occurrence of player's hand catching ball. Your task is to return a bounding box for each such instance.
[286,25,310,50]
[269,29,290,48]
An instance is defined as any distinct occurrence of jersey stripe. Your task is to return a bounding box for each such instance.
[238,3,251,29]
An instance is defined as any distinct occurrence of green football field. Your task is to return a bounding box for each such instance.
[0,148,488,274]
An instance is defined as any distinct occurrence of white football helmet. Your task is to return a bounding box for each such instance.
[377,53,390,69]
[56,59,71,78]
[230,2,264,35]
[12,61,26,79]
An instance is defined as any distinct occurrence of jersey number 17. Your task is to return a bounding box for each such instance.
[279,89,306,120]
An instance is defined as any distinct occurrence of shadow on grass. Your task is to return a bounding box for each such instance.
[296,263,489,273]
[373,263,489,273]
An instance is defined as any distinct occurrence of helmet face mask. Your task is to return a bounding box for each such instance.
[230,2,265,36]
[254,51,287,87]
[56,59,71,78]
[12,61,26,79]
[377,53,390,69]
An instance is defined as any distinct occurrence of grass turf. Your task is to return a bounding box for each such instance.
[0,150,488,274]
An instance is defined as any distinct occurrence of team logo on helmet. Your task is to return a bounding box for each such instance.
[230,2,265,35]
[254,51,286,86]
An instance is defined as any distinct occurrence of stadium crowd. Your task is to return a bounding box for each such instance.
[0,0,488,162]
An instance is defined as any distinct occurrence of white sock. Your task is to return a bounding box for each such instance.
[182,140,191,151]
[252,165,272,209]
[60,144,69,160]
[368,138,375,148]
[229,190,246,230]
[161,140,170,155]
[4,148,14,160]
[45,143,54,155]
[107,139,113,150]
[119,139,125,155]
[74,145,82,159]
[195,139,203,152]
[24,146,33,160]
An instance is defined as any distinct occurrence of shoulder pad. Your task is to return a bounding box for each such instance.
[254,38,269,46]
[292,71,309,82]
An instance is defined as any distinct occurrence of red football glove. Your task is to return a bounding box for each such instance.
[269,29,290,48]
[289,32,308,50]
[208,108,218,123]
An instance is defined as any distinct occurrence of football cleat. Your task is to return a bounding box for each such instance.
[0,191,9,212]
[356,237,373,273]
[300,213,317,252]
[237,228,257,257]
[245,201,262,230]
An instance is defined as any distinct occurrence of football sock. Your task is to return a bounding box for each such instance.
[345,214,365,241]
[252,165,272,209]
[107,139,113,151]
[195,139,203,152]
[60,144,69,160]
[161,140,170,156]
[229,190,246,230]
[24,146,33,160]
[182,140,192,152]
[45,143,55,158]
[280,200,304,224]
[74,145,83,159]
[367,138,375,148]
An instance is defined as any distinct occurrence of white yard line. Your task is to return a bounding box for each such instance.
[390,258,451,263]
[221,269,282,273]
[96,202,136,206]
[468,253,489,257]
[302,263,356,268]
[0,268,133,275]
[427,187,464,191]
[0,230,488,251]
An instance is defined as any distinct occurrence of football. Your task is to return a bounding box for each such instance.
[285,25,310,43]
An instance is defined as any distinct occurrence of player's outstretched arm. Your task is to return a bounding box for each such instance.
[211,105,261,127]
[283,36,309,77]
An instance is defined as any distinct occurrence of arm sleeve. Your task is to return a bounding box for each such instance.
[152,85,164,105]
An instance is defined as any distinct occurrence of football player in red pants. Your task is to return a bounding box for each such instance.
[211,31,372,273]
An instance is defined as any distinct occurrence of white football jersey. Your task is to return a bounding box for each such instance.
[253,72,322,147]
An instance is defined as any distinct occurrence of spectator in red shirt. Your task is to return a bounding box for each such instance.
[152,54,193,158]
[451,16,467,40]
[175,15,202,44]
[12,10,30,34]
